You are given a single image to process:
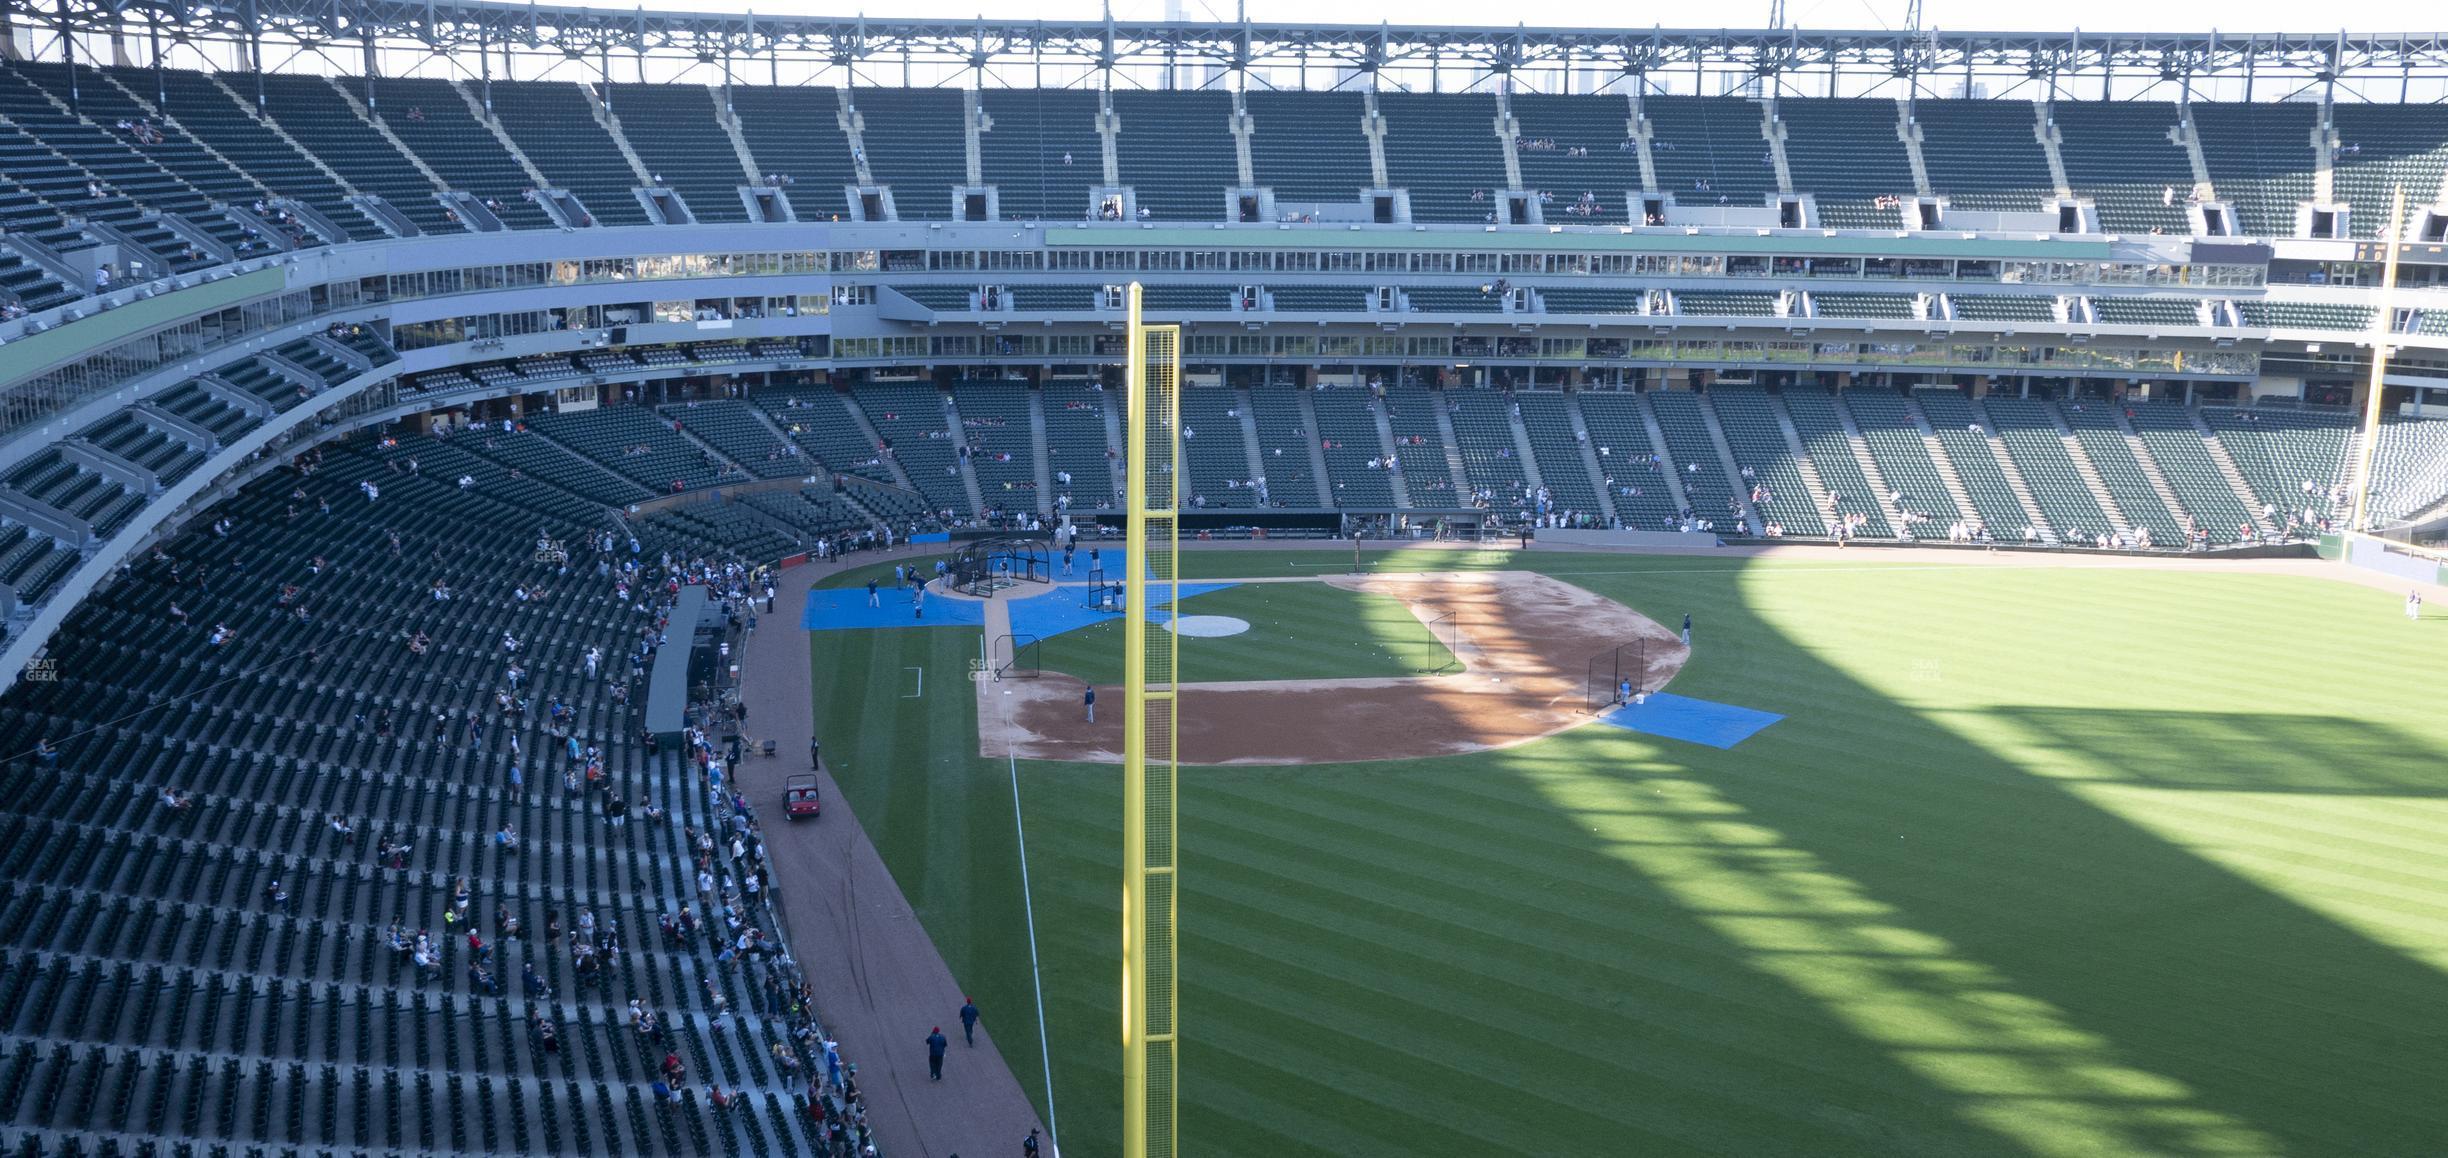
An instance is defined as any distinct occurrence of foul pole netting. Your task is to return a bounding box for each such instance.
[1122,283,1181,1158]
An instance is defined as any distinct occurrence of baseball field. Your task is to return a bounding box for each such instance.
[807,547,2448,1156]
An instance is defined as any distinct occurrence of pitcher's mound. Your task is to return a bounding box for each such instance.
[1167,615,1250,638]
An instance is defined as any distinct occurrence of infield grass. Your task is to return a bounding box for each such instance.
[1035,581,1456,686]
[812,550,2448,1157]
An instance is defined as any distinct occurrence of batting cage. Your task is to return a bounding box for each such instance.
[1584,639,1651,711]
[951,537,1050,596]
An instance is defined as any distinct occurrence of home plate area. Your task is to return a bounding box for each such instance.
[981,570,1700,765]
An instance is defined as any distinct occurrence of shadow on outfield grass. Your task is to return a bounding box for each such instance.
[1637,562,2448,1157]
[1975,706,2448,796]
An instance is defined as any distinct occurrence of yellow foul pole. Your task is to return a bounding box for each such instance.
[2348,186,2406,535]
[1122,283,1181,1158]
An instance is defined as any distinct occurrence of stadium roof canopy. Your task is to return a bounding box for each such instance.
[11,0,2448,99]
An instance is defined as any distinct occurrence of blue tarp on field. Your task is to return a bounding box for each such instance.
[1005,582,1239,642]
[800,584,988,630]
[1597,692,1783,749]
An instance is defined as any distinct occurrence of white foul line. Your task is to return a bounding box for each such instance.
[904,666,924,699]
[1009,750,1060,1155]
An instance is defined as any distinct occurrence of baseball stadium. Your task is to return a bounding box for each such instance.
[0,0,2446,1153]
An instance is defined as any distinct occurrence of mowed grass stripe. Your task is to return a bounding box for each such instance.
[1184,935,1923,1157]
[1186,839,2007,1141]
[2090,793,2448,899]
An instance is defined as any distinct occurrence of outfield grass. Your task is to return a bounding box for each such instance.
[1035,581,1456,686]
[810,551,2448,1157]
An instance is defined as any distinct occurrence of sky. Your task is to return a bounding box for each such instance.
[616,0,2421,33]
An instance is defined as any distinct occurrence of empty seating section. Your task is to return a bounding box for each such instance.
[1269,286,1364,313]
[1675,291,1777,317]
[1309,386,1398,507]
[1509,94,1641,223]
[1245,384,1321,506]
[1913,389,2040,537]
[1644,392,1739,527]
[2057,400,2189,543]
[658,399,802,479]
[892,285,974,311]
[738,488,867,542]
[1778,388,1893,537]
[725,85,855,220]
[980,89,1100,221]
[277,339,354,386]
[1981,395,2118,540]
[460,424,654,508]
[2052,102,2190,234]
[1040,379,1119,510]
[78,411,206,486]
[1574,392,1681,529]
[1445,391,1532,513]
[851,87,967,219]
[0,250,74,312]
[1538,287,1647,314]
[0,67,241,265]
[1952,295,2057,323]
[2124,401,2259,541]
[372,77,553,230]
[2192,103,2315,238]
[1916,99,2053,212]
[953,383,1041,514]
[2093,297,2201,327]
[1405,286,1502,313]
[138,65,374,240]
[1377,93,1504,223]
[18,61,282,245]
[1008,285,1097,312]
[2240,302,2374,331]
[0,433,841,1154]
[1644,96,1774,204]
[1179,386,1257,507]
[0,116,214,274]
[333,326,400,367]
[1114,91,1235,222]
[1139,284,1231,312]
[214,355,312,411]
[1703,389,1826,535]
[641,499,793,561]
[2369,416,2448,522]
[1778,98,1915,228]
[0,531,75,603]
[150,380,264,445]
[1512,392,1601,516]
[1383,385,1457,502]
[853,383,970,514]
[2330,105,2448,238]
[1840,388,1963,537]
[752,387,895,485]
[605,84,749,223]
[1245,92,1372,205]
[1813,293,1915,320]
[3,450,143,536]
[255,74,451,233]
[2201,405,2355,520]
[0,126,87,253]
[487,81,648,227]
